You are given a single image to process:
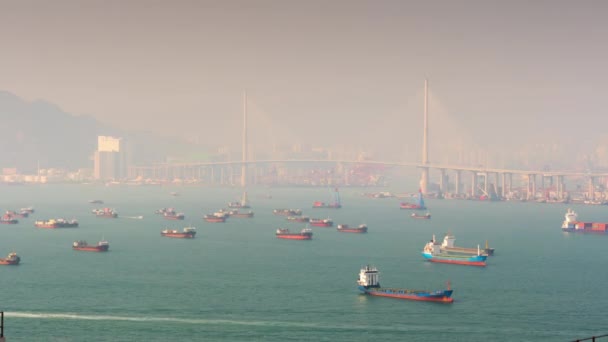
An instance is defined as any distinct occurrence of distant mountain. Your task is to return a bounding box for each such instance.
[0,91,209,173]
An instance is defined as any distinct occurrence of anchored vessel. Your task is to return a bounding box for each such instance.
[5,210,28,218]
[309,218,333,227]
[440,233,494,256]
[0,252,20,265]
[313,188,342,209]
[400,190,427,210]
[228,191,251,209]
[35,219,79,228]
[164,211,185,221]
[337,224,368,233]
[93,208,118,218]
[228,210,254,218]
[287,216,310,223]
[411,212,431,219]
[72,240,109,252]
[89,200,104,204]
[273,209,303,216]
[422,235,487,266]
[561,208,608,233]
[276,228,313,240]
[161,227,196,238]
[20,207,35,214]
[204,213,227,223]
[0,214,18,224]
[357,265,453,303]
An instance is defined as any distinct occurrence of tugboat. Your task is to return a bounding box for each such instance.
[228,210,254,218]
[411,212,431,219]
[337,224,368,233]
[286,216,310,223]
[273,209,302,216]
[0,252,21,265]
[357,265,453,303]
[313,188,342,209]
[161,227,196,238]
[422,235,487,266]
[72,240,110,252]
[0,214,18,224]
[92,208,118,218]
[400,190,427,210]
[35,218,79,228]
[440,233,494,256]
[561,208,608,233]
[275,228,313,240]
[228,191,251,209]
[309,218,333,227]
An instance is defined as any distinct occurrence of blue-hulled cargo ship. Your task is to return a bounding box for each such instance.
[422,235,487,266]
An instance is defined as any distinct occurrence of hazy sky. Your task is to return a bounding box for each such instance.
[1,0,608,163]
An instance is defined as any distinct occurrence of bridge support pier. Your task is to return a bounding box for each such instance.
[420,167,429,195]
[501,173,506,198]
[493,173,499,198]
[471,172,478,198]
[588,176,595,201]
[439,169,446,195]
[455,170,461,195]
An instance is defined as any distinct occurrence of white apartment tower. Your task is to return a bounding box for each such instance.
[94,136,127,180]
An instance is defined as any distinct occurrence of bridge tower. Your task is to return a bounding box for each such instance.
[241,91,248,187]
[420,79,430,194]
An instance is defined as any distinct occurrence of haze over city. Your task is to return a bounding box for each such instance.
[2,0,608,171]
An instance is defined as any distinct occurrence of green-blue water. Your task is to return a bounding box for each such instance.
[1,184,608,341]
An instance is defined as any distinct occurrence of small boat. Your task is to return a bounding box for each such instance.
[204,214,226,223]
[411,212,431,219]
[357,265,453,303]
[309,218,333,227]
[0,214,18,224]
[440,233,494,256]
[35,218,79,228]
[286,216,310,223]
[276,228,313,240]
[72,240,109,252]
[273,209,302,216]
[228,210,254,218]
[89,200,104,204]
[92,208,118,218]
[20,207,35,214]
[161,227,196,238]
[170,192,179,196]
[337,224,368,233]
[400,190,427,210]
[0,252,20,265]
[422,235,487,266]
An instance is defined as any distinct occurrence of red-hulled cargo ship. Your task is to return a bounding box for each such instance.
[164,211,185,220]
[276,228,313,240]
[93,208,118,218]
[0,214,18,224]
[6,210,28,218]
[72,240,109,252]
[337,224,368,233]
[204,214,226,223]
[35,218,79,228]
[161,227,196,238]
[313,188,342,209]
[309,218,333,227]
[0,252,20,265]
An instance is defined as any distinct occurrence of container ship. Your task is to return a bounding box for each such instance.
[440,233,494,256]
[72,240,109,252]
[309,218,333,227]
[337,224,368,233]
[35,218,79,228]
[0,214,18,224]
[561,208,608,233]
[313,188,342,208]
[228,210,254,218]
[161,227,196,238]
[411,212,431,219]
[287,216,310,223]
[422,235,487,266]
[228,191,251,209]
[276,228,313,240]
[92,208,118,218]
[400,190,427,210]
[0,252,20,265]
[273,209,302,216]
[357,265,453,303]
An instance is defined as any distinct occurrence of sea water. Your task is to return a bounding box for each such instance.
[1,184,608,341]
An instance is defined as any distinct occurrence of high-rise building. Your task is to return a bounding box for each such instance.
[94,136,127,180]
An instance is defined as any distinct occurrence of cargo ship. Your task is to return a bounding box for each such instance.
[273,209,302,216]
[287,216,310,223]
[6,210,28,218]
[228,210,254,218]
[411,212,431,219]
[400,190,427,210]
[422,235,487,266]
[309,218,333,227]
[0,214,18,224]
[313,188,342,208]
[228,191,251,209]
[357,265,453,303]
[35,218,79,228]
[440,233,494,256]
[161,227,196,238]
[0,252,20,265]
[92,208,118,218]
[20,207,35,214]
[89,200,104,204]
[276,228,313,240]
[204,214,226,223]
[163,211,185,220]
[72,240,109,252]
[337,224,368,233]
[561,208,608,233]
